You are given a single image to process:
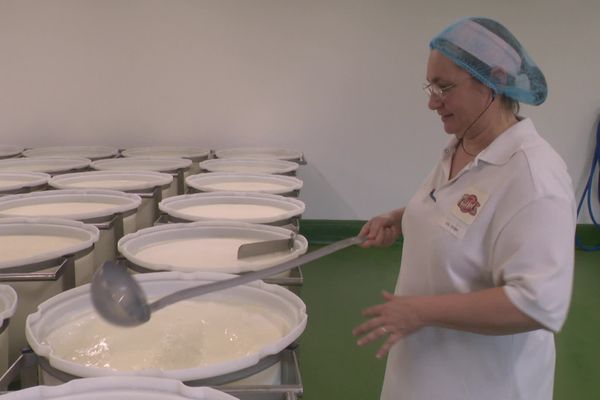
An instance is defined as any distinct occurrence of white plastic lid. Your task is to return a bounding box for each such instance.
[122,146,211,162]
[215,147,303,162]
[0,157,91,174]
[26,271,307,382]
[0,145,23,159]
[0,284,17,323]
[0,376,239,399]
[199,158,299,174]
[118,220,308,274]
[0,217,99,270]
[186,172,303,195]
[0,189,142,221]
[92,157,192,173]
[49,171,173,192]
[159,192,305,224]
[0,172,50,192]
[23,146,119,161]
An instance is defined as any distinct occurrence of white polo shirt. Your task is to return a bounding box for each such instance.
[381,118,576,400]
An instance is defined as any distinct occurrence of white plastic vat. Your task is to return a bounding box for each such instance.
[0,172,50,196]
[159,192,304,231]
[199,158,299,175]
[0,217,99,363]
[22,146,118,161]
[186,173,303,197]
[0,146,23,160]
[0,284,17,375]
[0,158,91,176]
[0,190,141,285]
[121,146,211,175]
[26,271,307,387]
[118,220,308,275]
[214,147,304,163]
[0,376,239,399]
[91,157,192,197]
[49,171,172,229]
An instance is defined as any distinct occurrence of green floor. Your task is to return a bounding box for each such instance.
[297,221,600,400]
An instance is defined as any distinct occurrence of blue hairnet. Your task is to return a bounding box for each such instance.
[430,17,547,105]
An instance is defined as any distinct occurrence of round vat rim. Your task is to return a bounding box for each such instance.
[117,220,308,274]
[26,270,307,382]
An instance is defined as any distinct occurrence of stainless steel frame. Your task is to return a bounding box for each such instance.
[156,213,300,233]
[0,255,80,287]
[0,347,303,400]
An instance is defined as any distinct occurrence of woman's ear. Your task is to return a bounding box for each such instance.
[490,66,508,86]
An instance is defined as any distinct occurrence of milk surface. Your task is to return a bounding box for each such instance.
[179,204,286,220]
[203,182,286,192]
[210,165,279,173]
[96,162,170,171]
[64,180,140,189]
[0,164,56,172]
[0,234,84,264]
[0,179,31,188]
[133,237,288,270]
[44,300,288,370]
[0,202,117,216]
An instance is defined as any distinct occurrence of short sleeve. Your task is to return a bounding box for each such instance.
[492,195,576,332]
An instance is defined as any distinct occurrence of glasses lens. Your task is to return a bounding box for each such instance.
[423,83,434,96]
[423,83,440,97]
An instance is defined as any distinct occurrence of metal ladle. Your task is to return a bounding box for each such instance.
[91,235,366,327]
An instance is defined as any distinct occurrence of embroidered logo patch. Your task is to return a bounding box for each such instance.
[451,187,489,226]
[457,194,480,216]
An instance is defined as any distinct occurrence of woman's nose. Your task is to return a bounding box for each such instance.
[428,94,442,110]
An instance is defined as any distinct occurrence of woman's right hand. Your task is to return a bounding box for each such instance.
[359,208,404,248]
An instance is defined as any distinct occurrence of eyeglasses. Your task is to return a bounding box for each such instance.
[422,76,472,98]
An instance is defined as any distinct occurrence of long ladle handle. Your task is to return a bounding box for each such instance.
[149,235,366,313]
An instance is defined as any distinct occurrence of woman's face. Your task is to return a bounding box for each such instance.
[426,50,492,136]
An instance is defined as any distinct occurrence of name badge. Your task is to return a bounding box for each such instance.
[451,186,489,225]
[439,215,467,239]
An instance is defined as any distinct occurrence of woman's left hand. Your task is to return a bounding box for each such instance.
[352,291,425,358]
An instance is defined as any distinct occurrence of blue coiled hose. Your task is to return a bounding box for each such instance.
[575,117,600,251]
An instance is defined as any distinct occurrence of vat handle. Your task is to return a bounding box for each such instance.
[0,257,73,282]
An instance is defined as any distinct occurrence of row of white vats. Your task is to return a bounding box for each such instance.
[0,145,309,399]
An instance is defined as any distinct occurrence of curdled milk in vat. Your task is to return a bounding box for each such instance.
[199,159,299,175]
[179,204,287,220]
[186,173,302,197]
[0,179,32,187]
[0,191,142,287]
[203,182,286,192]
[0,235,83,264]
[118,221,309,275]
[64,180,144,189]
[133,237,288,270]
[0,164,56,172]
[44,300,288,371]
[1,219,100,364]
[210,165,290,174]
[215,165,265,173]
[0,202,119,216]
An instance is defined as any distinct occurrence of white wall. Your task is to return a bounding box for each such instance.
[1,0,599,220]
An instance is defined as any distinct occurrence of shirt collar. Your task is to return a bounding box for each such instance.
[442,118,538,166]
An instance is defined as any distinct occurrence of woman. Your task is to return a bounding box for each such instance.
[352,17,576,400]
